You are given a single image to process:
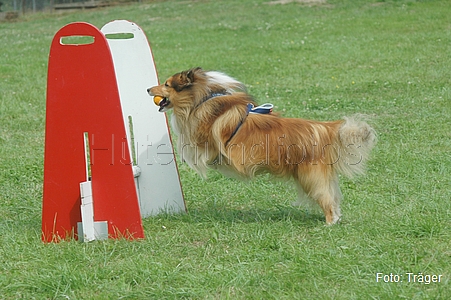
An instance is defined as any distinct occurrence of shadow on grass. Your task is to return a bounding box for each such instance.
[156,204,324,227]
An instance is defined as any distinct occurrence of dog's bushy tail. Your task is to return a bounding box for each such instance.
[335,115,377,178]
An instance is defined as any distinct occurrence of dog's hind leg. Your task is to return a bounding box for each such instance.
[320,177,342,225]
[296,171,342,225]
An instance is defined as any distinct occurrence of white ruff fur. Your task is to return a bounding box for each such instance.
[205,71,246,93]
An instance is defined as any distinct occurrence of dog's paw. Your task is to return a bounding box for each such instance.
[325,215,341,226]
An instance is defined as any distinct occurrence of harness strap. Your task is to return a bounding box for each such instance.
[224,103,273,146]
[198,93,274,147]
[201,92,230,105]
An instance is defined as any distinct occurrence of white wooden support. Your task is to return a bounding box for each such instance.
[78,133,108,242]
[79,181,95,242]
[78,181,109,242]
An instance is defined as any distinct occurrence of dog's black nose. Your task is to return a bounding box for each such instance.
[147,88,151,93]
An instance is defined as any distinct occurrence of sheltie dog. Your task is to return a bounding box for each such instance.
[148,67,376,224]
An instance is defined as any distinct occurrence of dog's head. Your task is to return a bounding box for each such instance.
[147,67,246,112]
[147,67,206,112]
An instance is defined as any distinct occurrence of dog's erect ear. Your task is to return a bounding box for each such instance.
[175,67,202,91]
[185,67,202,84]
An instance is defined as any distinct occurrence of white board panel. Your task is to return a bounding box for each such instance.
[101,20,186,217]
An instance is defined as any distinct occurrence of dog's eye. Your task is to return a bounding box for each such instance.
[164,82,169,87]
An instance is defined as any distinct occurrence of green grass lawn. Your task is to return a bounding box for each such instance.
[1,0,450,298]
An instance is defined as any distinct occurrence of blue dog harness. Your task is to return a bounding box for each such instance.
[249,103,274,114]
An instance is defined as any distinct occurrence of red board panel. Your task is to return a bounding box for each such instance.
[42,22,144,242]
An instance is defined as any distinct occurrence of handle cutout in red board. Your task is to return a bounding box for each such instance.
[60,35,95,45]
